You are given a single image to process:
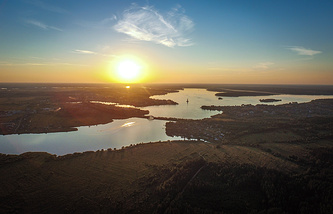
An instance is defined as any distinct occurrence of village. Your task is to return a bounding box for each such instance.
[166,99,333,145]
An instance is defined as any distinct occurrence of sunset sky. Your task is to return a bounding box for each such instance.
[1,0,332,84]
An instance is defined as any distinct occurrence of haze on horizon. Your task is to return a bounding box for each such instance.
[0,0,332,85]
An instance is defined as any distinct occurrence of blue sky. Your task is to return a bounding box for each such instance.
[0,0,332,84]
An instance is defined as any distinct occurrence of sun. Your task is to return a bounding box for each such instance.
[116,60,141,83]
[108,55,148,83]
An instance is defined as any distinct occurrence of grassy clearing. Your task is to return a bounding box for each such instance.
[237,130,303,144]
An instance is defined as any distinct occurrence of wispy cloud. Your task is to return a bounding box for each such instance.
[254,62,274,69]
[0,57,88,67]
[0,61,13,66]
[25,19,63,31]
[0,62,86,67]
[114,4,194,47]
[287,46,322,56]
[100,15,117,25]
[28,0,68,14]
[77,15,117,29]
[207,67,253,74]
[73,50,97,55]
[73,49,116,58]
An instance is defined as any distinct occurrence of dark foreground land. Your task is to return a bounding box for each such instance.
[1,140,333,214]
[1,84,333,213]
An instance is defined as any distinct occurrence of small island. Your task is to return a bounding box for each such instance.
[259,98,282,103]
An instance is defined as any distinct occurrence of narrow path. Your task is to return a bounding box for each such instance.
[14,117,23,134]
[163,163,206,214]
[179,164,205,196]
[163,148,209,213]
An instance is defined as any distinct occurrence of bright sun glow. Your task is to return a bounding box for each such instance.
[116,60,141,82]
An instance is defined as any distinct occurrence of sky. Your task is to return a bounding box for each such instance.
[0,0,333,84]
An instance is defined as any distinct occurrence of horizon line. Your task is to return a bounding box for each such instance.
[0,82,333,86]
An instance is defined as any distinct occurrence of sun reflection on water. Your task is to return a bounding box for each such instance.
[121,122,135,127]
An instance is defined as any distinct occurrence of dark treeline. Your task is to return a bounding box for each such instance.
[0,145,332,213]
[139,148,333,213]
[74,148,333,213]
[174,157,333,213]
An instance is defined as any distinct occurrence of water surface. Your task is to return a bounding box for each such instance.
[143,88,333,119]
[1,118,181,155]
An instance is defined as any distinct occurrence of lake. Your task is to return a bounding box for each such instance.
[0,118,181,155]
[143,88,333,118]
[1,88,333,155]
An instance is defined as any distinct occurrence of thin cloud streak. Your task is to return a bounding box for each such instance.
[114,4,194,47]
[0,62,87,67]
[100,15,117,25]
[287,46,322,56]
[77,15,117,29]
[28,0,69,14]
[254,62,274,69]
[74,50,97,55]
[73,49,116,58]
[25,19,63,31]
